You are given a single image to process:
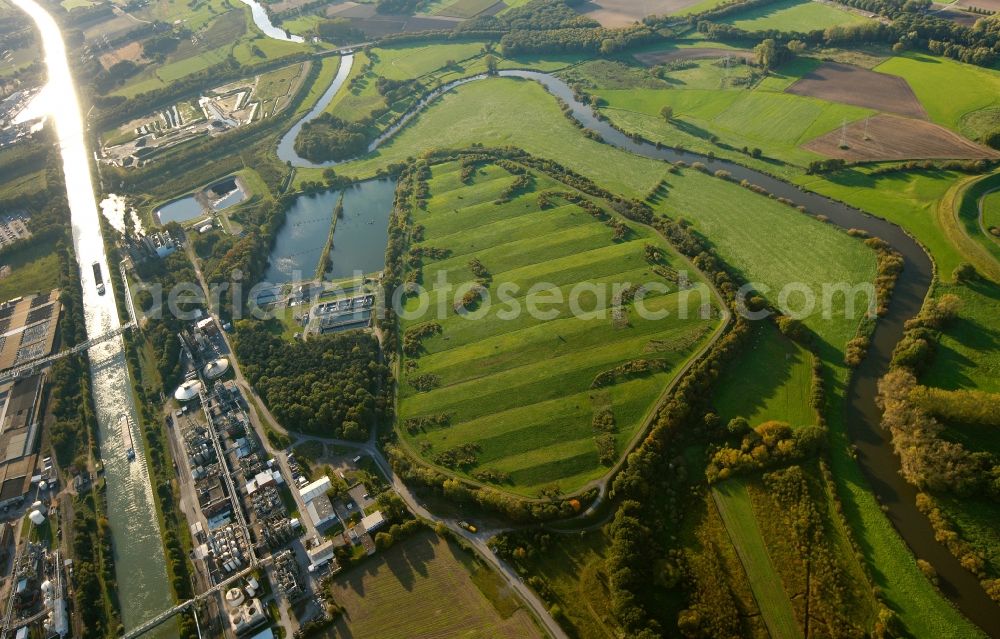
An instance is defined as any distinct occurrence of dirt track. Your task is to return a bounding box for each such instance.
[786,62,928,118]
[803,114,1000,161]
[635,46,756,66]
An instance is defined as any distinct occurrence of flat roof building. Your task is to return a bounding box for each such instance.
[0,291,61,373]
[298,476,330,504]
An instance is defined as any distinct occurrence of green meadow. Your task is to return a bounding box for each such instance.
[655,167,876,354]
[323,43,580,141]
[586,55,868,175]
[712,322,816,428]
[875,53,1000,132]
[717,0,868,31]
[921,280,1000,394]
[396,161,722,495]
[983,188,1000,233]
[325,78,669,197]
[110,0,318,98]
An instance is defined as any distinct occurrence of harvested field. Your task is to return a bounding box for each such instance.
[328,532,542,639]
[577,0,706,26]
[803,114,1000,161]
[268,0,317,12]
[434,0,504,18]
[955,0,1000,10]
[325,3,461,36]
[786,62,927,118]
[634,46,755,66]
[99,41,144,71]
[931,4,982,25]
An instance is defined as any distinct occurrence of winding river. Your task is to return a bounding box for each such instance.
[12,0,175,635]
[236,0,304,43]
[280,67,1000,634]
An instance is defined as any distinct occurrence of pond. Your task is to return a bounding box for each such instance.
[263,178,396,285]
[155,196,203,225]
[326,178,396,280]
[155,176,248,224]
[207,177,247,210]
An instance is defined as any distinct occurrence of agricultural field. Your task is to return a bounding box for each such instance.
[717,0,868,31]
[0,243,60,303]
[785,62,927,118]
[575,0,715,26]
[591,60,873,171]
[654,167,877,354]
[327,531,543,639]
[396,160,721,494]
[327,77,668,197]
[874,53,1000,133]
[711,322,816,428]
[431,0,502,18]
[803,114,999,161]
[96,0,318,98]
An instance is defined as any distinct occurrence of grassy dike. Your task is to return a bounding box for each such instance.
[315,192,344,280]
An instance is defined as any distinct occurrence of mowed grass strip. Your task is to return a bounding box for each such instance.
[328,531,542,639]
[398,161,720,494]
[713,480,804,639]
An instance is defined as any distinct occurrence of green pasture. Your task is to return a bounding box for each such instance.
[432,0,499,18]
[875,53,1000,132]
[397,161,720,495]
[717,0,867,32]
[375,42,486,80]
[711,322,816,428]
[324,78,669,197]
[921,280,1000,394]
[797,167,967,280]
[656,167,876,354]
[110,0,316,98]
[0,243,61,303]
[982,188,1000,233]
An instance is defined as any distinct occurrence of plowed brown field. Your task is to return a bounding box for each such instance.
[787,62,927,118]
[803,114,1000,161]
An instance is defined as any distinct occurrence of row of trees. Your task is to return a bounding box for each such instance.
[693,0,1000,68]
[877,368,1000,497]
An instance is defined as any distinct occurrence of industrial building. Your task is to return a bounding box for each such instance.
[0,375,43,510]
[0,291,61,373]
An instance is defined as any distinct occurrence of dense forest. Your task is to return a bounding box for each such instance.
[233,322,390,440]
[294,113,369,163]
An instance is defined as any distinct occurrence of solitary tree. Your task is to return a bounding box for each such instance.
[485,54,498,76]
[660,105,673,122]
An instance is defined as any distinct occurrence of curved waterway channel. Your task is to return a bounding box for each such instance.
[12,0,176,635]
[280,64,1000,633]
